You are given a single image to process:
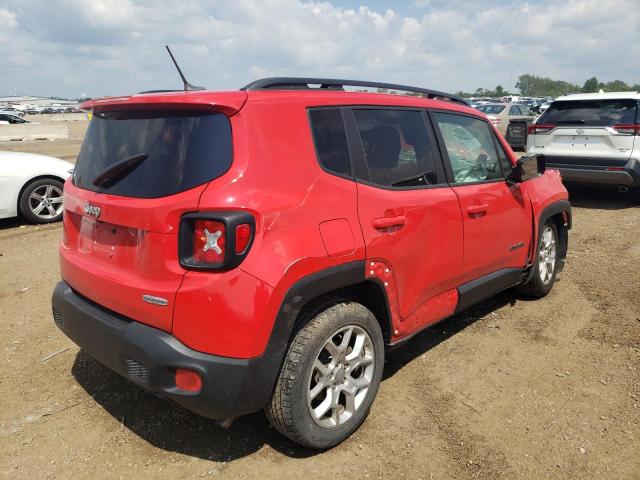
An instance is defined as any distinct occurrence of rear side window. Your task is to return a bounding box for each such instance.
[539,99,638,126]
[353,109,440,187]
[434,112,504,184]
[308,109,351,177]
[73,110,232,198]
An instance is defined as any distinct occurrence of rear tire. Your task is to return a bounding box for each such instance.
[19,178,64,224]
[518,221,558,298]
[265,301,384,449]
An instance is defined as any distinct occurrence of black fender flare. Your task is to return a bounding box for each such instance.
[525,199,571,283]
[251,261,368,406]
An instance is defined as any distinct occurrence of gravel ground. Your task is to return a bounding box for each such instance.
[0,126,638,479]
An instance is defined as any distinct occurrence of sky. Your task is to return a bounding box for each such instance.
[0,0,638,98]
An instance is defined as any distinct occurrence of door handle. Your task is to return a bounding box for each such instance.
[372,215,406,230]
[466,203,489,216]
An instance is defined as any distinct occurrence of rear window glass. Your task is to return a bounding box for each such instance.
[73,110,232,198]
[477,105,506,114]
[308,109,351,176]
[539,99,638,126]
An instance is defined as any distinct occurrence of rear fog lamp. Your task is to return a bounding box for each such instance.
[175,369,202,392]
[605,167,625,171]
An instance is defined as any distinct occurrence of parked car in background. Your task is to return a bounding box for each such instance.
[0,112,30,124]
[51,77,570,449]
[538,102,552,114]
[527,91,640,199]
[476,103,536,136]
[0,152,73,223]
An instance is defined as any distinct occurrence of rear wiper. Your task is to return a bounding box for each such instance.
[92,153,148,188]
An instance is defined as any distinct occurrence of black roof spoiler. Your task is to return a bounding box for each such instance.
[240,77,467,105]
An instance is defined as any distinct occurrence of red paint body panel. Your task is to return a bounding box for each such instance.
[452,181,532,282]
[60,87,569,360]
[319,219,357,258]
[356,183,463,331]
[172,269,273,358]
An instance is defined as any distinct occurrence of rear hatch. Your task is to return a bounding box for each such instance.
[529,98,638,165]
[61,95,242,332]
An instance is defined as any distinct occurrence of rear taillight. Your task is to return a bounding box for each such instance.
[193,220,226,264]
[612,124,640,135]
[528,124,555,134]
[235,223,252,254]
[179,211,255,270]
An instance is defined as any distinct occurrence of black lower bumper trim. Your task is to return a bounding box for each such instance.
[51,282,277,419]
[547,157,640,188]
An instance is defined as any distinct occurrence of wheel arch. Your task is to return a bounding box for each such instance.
[536,199,571,260]
[265,261,392,367]
[16,174,67,214]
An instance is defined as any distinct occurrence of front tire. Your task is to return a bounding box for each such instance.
[266,301,385,449]
[19,178,65,224]
[518,221,558,298]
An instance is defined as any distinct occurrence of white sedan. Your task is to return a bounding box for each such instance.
[0,151,74,223]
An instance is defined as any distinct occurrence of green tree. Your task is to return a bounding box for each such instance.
[582,77,600,93]
[495,85,504,96]
[602,79,632,91]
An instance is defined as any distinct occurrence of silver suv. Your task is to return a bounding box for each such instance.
[526,92,639,198]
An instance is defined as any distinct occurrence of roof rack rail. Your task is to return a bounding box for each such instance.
[240,77,468,105]
[137,89,182,94]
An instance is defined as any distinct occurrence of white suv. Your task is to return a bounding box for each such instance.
[526,92,639,198]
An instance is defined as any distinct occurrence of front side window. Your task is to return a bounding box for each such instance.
[434,112,503,184]
[353,109,440,187]
[308,109,351,177]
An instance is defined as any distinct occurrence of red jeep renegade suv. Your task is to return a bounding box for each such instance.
[52,78,571,448]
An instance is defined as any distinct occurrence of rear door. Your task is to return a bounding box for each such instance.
[60,109,234,332]
[530,99,638,164]
[431,111,532,283]
[348,107,463,336]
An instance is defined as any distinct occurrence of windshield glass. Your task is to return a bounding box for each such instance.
[73,110,232,198]
[477,105,506,114]
[539,99,638,126]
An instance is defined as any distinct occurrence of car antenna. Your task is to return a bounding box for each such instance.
[165,45,205,91]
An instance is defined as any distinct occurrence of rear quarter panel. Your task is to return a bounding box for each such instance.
[174,95,366,357]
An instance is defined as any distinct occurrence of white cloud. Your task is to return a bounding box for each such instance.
[0,0,638,97]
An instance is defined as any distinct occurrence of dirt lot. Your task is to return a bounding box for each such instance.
[1,128,639,479]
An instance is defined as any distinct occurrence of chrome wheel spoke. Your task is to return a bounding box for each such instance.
[30,192,44,202]
[310,389,332,420]
[32,202,46,215]
[345,333,365,362]
[337,327,353,353]
[49,196,64,204]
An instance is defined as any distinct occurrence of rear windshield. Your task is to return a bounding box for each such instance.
[477,105,505,114]
[73,110,232,198]
[538,99,638,126]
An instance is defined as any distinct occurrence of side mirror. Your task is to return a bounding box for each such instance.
[507,154,546,183]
